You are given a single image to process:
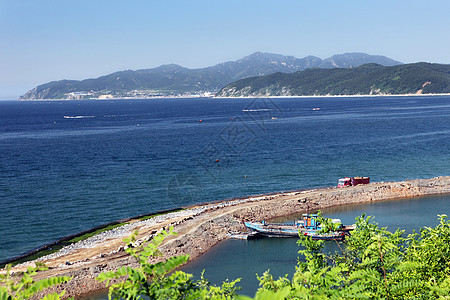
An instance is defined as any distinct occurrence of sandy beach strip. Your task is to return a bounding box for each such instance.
[5,176,450,298]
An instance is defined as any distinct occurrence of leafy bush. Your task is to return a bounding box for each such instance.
[0,262,71,300]
[97,227,241,300]
[247,214,450,299]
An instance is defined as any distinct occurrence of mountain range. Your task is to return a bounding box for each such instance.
[19,52,402,100]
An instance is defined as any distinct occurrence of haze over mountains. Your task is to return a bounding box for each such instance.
[20,52,402,100]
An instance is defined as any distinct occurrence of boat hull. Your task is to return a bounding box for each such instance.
[302,230,346,241]
[244,221,353,240]
[244,222,302,237]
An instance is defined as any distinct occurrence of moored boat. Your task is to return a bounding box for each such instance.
[243,220,303,237]
[302,229,346,240]
[244,213,354,240]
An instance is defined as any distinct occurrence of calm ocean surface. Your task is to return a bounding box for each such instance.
[1,96,450,265]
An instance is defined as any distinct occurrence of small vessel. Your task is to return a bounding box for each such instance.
[243,220,304,237]
[303,229,346,240]
[244,213,354,240]
[313,107,320,111]
[63,115,94,119]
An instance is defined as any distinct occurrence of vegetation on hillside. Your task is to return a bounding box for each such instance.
[217,63,450,97]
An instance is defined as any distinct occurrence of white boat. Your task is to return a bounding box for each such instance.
[244,214,354,240]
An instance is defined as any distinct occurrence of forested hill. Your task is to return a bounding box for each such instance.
[215,63,450,97]
[19,52,401,100]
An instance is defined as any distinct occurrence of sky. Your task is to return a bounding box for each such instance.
[1,0,450,100]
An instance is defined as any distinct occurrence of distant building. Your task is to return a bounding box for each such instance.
[98,94,113,99]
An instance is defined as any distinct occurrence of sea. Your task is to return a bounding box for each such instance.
[1,96,450,296]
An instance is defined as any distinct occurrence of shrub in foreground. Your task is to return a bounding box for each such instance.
[0,262,71,300]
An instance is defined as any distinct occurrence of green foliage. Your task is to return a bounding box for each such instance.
[315,210,342,233]
[97,227,241,299]
[246,214,450,299]
[0,262,71,300]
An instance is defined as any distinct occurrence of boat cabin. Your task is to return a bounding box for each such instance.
[301,214,343,230]
[302,214,320,230]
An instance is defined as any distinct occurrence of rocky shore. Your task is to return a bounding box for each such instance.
[6,176,450,298]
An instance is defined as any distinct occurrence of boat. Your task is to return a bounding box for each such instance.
[244,213,354,240]
[303,229,346,240]
[243,220,304,237]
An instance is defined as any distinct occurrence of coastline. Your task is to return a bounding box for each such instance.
[214,93,450,99]
[6,176,450,298]
[15,92,450,101]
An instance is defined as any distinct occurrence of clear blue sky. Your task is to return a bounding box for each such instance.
[1,0,450,99]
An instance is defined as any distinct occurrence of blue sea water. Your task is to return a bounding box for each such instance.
[1,96,450,262]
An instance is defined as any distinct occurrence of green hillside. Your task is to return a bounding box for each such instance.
[216,63,450,97]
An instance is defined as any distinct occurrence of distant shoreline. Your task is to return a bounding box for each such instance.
[15,93,450,101]
[214,93,450,99]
